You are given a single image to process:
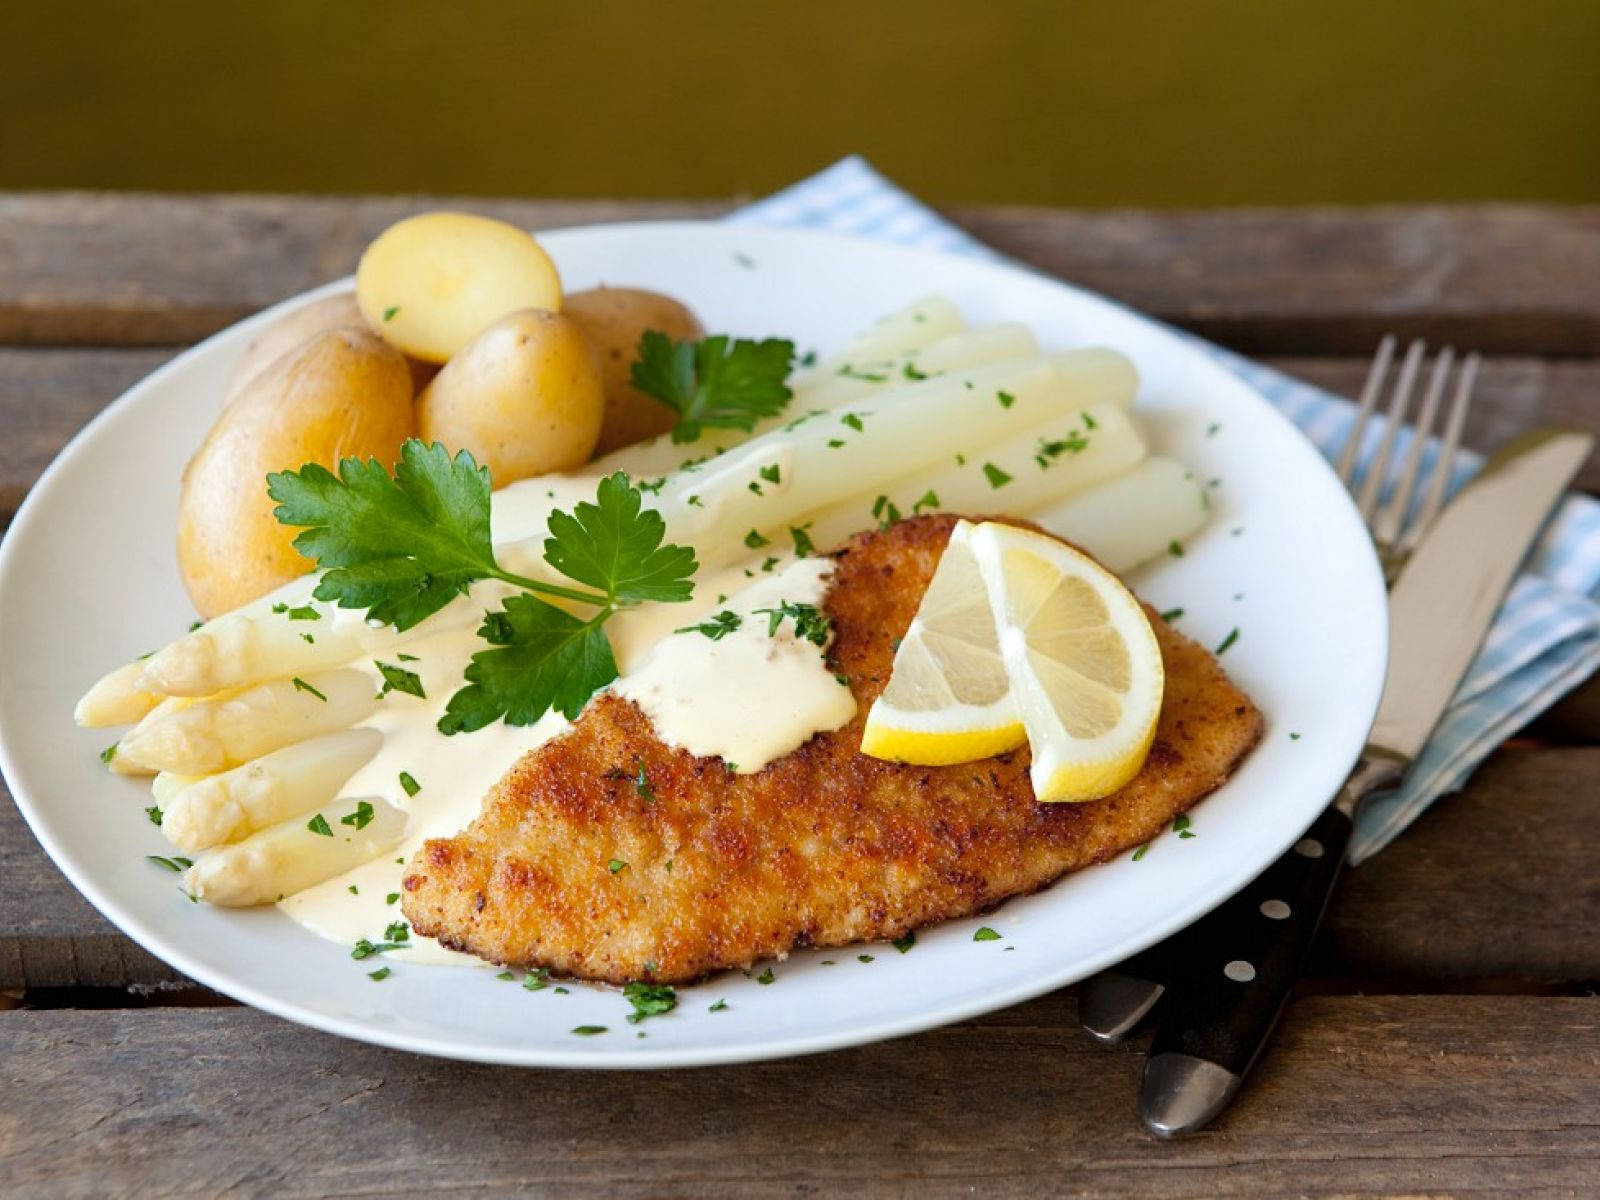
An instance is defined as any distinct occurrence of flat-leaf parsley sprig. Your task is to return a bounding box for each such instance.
[268,441,698,734]
[630,332,796,444]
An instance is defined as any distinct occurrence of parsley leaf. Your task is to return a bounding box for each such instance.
[630,332,795,443]
[438,596,618,733]
[676,610,742,641]
[376,660,426,699]
[340,800,375,830]
[753,601,832,646]
[623,981,677,1024]
[307,813,333,837]
[543,472,697,606]
[268,441,502,631]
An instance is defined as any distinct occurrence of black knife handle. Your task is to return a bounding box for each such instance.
[1139,805,1353,1137]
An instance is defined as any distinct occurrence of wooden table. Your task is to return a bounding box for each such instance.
[3,195,1599,1197]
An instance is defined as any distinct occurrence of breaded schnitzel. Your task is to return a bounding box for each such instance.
[402,515,1263,983]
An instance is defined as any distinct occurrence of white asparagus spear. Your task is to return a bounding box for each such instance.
[659,349,1138,561]
[116,669,379,775]
[74,660,163,728]
[593,322,1037,482]
[151,771,203,805]
[162,727,384,854]
[184,795,405,907]
[107,696,199,776]
[821,295,964,368]
[796,401,1145,553]
[1032,456,1211,572]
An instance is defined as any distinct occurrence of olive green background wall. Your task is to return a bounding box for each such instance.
[6,0,1597,206]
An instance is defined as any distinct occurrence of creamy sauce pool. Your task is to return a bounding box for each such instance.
[280,476,852,964]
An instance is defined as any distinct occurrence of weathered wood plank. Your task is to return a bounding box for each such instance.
[6,348,1600,528]
[1,996,1595,1197]
[4,747,1597,990]
[2,194,1599,353]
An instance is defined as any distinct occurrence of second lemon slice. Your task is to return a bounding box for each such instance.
[970,521,1164,802]
[860,521,1027,764]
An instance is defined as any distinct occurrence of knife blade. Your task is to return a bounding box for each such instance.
[1114,428,1591,1137]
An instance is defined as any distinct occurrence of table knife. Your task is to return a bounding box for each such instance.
[1087,427,1593,1137]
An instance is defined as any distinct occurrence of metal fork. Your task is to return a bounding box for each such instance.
[1078,334,1482,1051]
[1335,335,1481,580]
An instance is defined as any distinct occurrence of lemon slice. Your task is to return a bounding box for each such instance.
[970,521,1164,802]
[860,521,1027,764]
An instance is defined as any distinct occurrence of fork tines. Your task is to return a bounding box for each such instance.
[1337,335,1480,573]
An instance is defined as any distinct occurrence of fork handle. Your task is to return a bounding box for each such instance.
[1137,805,1352,1137]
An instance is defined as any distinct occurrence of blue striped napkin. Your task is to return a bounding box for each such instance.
[729,156,1600,863]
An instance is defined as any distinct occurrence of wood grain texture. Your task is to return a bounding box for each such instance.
[7,348,1600,528]
[2,195,1599,353]
[5,747,1597,990]
[1,996,1596,1197]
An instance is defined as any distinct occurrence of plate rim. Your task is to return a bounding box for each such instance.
[0,218,1389,1068]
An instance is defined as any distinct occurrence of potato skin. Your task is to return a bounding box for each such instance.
[418,309,603,487]
[564,287,704,455]
[356,212,563,364]
[228,292,368,400]
[179,329,416,618]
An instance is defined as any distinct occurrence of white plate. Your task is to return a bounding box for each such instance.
[0,222,1387,1067]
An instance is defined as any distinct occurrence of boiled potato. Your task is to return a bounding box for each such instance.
[418,309,603,486]
[179,329,415,618]
[565,286,704,455]
[228,292,368,400]
[356,212,562,364]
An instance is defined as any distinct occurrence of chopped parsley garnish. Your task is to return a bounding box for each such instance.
[789,524,815,556]
[351,938,405,959]
[272,602,320,621]
[523,968,550,991]
[759,463,781,485]
[1159,608,1185,622]
[1289,731,1302,741]
[384,920,410,943]
[341,800,376,830]
[1206,422,1221,437]
[840,412,865,433]
[973,927,1002,942]
[145,805,163,826]
[272,448,697,734]
[398,771,421,797]
[497,970,516,981]
[836,364,887,383]
[292,677,327,702]
[368,966,392,981]
[708,999,729,1012]
[996,389,1015,409]
[571,1025,607,1036]
[857,954,875,963]
[677,610,742,641]
[756,967,775,985]
[633,761,657,803]
[892,932,916,954]
[827,438,845,449]
[753,601,832,646]
[955,453,967,466]
[1034,431,1088,469]
[744,529,770,549]
[1131,843,1151,861]
[623,981,677,1024]
[376,660,426,699]
[145,854,193,873]
[630,332,795,443]
[382,305,400,322]
[981,462,1012,489]
[608,858,628,874]
[1174,813,1196,839]
[1082,410,1098,430]
[911,490,940,514]
[397,652,419,661]
[386,892,401,905]
[1216,628,1240,655]
[188,619,204,632]
[1167,540,1185,558]
[553,986,570,994]
[348,885,359,895]
[903,362,929,381]
[99,742,118,765]
[871,494,902,530]
[306,813,333,837]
